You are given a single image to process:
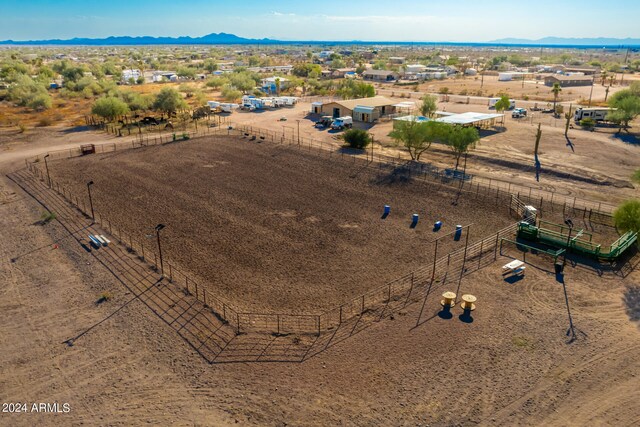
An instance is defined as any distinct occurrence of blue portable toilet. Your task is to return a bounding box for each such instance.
[434,221,442,231]
[412,214,419,224]
[384,205,391,215]
[454,225,463,240]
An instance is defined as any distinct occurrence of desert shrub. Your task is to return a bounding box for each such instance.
[96,291,112,304]
[37,117,53,127]
[18,123,26,133]
[40,211,57,224]
[579,118,595,129]
[7,74,52,109]
[342,129,371,149]
[438,87,450,94]
[632,169,640,185]
[221,84,242,102]
[206,76,229,89]
[613,199,640,234]
[27,93,52,110]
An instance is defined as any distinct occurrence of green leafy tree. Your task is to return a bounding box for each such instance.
[121,91,153,112]
[153,87,187,117]
[177,66,196,79]
[91,96,130,122]
[420,94,437,118]
[444,126,480,170]
[221,84,242,102]
[613,199,640,234]
[342,129,371,149]
[337,80,375,99]
[7,74,52,110]
[292,63,322,77]
[203,59,218,73]
[206,76,229,89]
[228,71,258,93]
[388,120,447,161]
[0,59,30,79]
[607,84,640,133]
[494,94,511,124]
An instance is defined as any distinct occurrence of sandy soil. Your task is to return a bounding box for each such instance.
[1,167,639,426]
[0,99,639,426]
[226,99,640,206]
[43,136,513,313]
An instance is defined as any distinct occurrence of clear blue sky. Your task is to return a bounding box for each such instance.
[1,0,638,42]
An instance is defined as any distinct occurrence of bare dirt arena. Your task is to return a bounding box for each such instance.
[45,136,514,313]
[1,129,640,426]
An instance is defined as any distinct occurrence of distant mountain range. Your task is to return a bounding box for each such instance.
[490,37,640,46]
[0,32,275,46]
[1,33,639,47]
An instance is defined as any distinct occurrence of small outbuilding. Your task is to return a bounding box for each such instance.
[319,96,396,122]
[362,69,399,82]
[544,75,593,87]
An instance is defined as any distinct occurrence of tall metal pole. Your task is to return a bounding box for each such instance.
[87,181,95,220]
[44,154,51,188]
[588,76,595,107]
[562,219,573,268]
[155,224,165,276]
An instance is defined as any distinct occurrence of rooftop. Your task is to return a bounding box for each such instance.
[545,75,593,81]
[435,112,503,125]
[331,95,395,110]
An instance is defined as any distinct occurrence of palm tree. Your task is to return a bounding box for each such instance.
[600,70,608,86]
[551,82,562,112]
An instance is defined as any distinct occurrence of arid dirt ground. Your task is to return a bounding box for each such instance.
[1,104,639,425]
[43,136,514,313]
[227,97,640,206]
[1,163,639,425]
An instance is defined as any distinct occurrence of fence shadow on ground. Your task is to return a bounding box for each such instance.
[13,129,628,364]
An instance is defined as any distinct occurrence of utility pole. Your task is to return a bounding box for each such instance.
[86,181,95,221]
[588,76,595,107]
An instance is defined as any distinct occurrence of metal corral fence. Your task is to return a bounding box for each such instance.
[25,124,615,335]
[230,123,616,217]
[28,158,521,336]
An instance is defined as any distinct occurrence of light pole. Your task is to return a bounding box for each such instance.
[87,181,95,221]
[44,154,51,188]
[562,218,573,268]
[155,223,166,276]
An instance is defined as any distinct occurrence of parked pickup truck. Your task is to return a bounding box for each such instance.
[330,116,353,130]
[512,108,527,118]
[315,116,333,129]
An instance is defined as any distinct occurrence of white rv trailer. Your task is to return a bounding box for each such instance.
[489,98,516,109]
[573,107,616,122]
[219,103,239,113]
